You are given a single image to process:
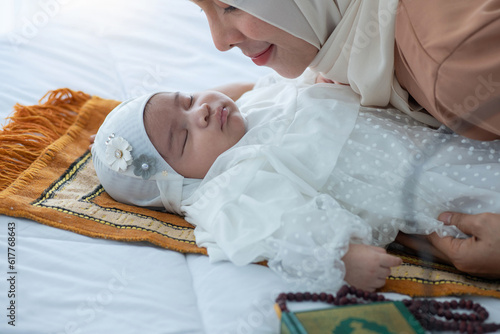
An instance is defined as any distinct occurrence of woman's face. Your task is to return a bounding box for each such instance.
[193,0,319,78]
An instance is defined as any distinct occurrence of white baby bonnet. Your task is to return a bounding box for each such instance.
[92,93,186,215]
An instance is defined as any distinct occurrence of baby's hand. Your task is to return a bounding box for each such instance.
[342,244,402,292]
[89,134,96,150]
[315,74,349,86]
[315,74,335,84]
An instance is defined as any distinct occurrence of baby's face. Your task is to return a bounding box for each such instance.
[144,90,246,178]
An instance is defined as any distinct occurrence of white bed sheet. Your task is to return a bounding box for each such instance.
[0,1,498,333]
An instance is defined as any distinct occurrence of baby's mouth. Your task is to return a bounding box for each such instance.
[220,107,228,129]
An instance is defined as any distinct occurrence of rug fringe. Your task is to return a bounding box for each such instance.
[0,89,91,192]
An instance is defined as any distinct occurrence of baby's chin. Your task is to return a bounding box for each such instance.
[239,110,247,126]
[230,110,247,141]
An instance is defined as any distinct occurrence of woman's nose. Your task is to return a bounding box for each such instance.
[209,19,245,52]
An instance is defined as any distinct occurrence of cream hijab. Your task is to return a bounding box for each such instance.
[221,0,440,126]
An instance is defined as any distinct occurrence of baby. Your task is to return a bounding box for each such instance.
[92,75,500,293]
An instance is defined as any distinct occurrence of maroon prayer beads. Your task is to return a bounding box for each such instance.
[275,285,500,333]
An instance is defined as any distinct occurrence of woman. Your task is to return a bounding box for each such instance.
[194,0,500,140]
[192,0,500,279]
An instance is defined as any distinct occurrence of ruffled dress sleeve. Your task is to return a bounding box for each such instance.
[188,169,372,292]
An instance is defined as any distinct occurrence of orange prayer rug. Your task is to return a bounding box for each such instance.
[0,89,205,255]
[380,246,500,298]
[1,89,499,298]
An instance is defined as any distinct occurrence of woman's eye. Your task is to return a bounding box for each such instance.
[189,95,194,108]
[223,5,237,14]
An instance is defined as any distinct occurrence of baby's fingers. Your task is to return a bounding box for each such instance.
[88,134,96,150]
[381,254,403,268]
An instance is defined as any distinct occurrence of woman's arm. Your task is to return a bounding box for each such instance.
[211,82,255,101]
[395,232,453,265]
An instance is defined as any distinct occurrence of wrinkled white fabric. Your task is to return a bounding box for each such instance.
[221,0,441,127]
[181,74,499,292]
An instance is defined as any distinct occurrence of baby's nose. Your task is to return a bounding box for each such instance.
[195,103,210,127]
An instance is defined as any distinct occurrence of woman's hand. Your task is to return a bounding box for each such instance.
[427,212,500,278]
[342,244,402,291]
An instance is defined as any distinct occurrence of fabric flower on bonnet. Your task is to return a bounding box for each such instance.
[132,154,158,180]
[105,136,133,172]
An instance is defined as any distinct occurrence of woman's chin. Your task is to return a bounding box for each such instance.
[273,66,305,79]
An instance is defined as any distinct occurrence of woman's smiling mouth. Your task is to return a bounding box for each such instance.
[249,45,274,66]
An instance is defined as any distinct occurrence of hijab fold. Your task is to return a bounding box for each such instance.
[223,0,441,127]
